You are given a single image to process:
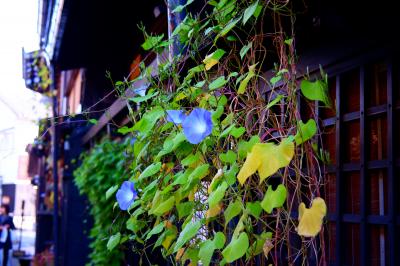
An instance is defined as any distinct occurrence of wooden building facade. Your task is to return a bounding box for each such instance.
[23,0,399,265]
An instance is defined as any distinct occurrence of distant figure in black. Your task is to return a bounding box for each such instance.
[0,205,15,266]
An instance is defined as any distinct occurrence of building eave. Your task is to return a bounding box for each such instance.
[39,0,68,60]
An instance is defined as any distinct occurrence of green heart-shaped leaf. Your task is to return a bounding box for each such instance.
[294,119,317,145]
[243,1,259,25]
[151,195,175,216]
[174,220,202,252]
[208,181,228,208]
[245,201,262,219]
[138,162,162,181]
[145,222,165,240]
[219,150,237,164]
[105,185,118,200]
[261,184,287,213]
[224,200,242,226]
[222,232,249,263]
[107,233,121,251]
[300,79,331,106]
[209,76,228,90]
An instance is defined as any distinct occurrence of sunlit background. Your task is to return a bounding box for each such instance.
[0,0,48,257]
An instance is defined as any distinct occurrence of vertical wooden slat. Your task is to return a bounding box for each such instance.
[335,75,342,266]
[386,61,395,266]
[372,63,386,266]
[359,66,367,266]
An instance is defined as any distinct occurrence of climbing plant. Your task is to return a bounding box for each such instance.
[74,138,134,266]
[76,0,333,264]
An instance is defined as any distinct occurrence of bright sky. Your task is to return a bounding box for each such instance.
[0,0,45,128]
[0,4,41,254]
[0,0,47,183]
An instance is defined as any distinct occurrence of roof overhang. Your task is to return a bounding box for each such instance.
[39,0,67,60]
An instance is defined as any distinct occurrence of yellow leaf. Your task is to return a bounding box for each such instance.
[297,197,327,237]
[206,203,222,219]
[162,233,176,250]
[237,139,294,185]
[263,239,274,258]
[208,169,224,194]
[175,248,185,261]
[188,186,197,201]
[203,57,218,70]
[174,92,187,102]
[165,220,173,229]
[237,64,257,94]
[162,225,177,250]
[203,49,225,70]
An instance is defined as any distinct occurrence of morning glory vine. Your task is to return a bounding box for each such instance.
[74,0,333,265]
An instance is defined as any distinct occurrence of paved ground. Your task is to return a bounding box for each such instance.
[12,229,35,255]
[9,216,36,266]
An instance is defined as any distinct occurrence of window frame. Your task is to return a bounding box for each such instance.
[317,52,399,266]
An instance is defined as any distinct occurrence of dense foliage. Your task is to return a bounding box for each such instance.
[75,0,333,265]
[74,138,134,265]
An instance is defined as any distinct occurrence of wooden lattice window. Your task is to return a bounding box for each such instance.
[319,58,399,266]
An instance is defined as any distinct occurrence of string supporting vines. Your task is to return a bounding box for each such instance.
[75,0,333,265]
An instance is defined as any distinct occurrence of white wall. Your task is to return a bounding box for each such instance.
[0,107,39,184]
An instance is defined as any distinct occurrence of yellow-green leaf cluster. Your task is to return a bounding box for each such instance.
[297,197,327,237]
[237,138,294,185]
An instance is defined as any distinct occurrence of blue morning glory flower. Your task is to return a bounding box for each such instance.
[116,181,137,210]
[133,85,147,96]
[182,108,213,144]
[166,110,186,125]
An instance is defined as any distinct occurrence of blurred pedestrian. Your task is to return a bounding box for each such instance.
[0,205,15,266]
